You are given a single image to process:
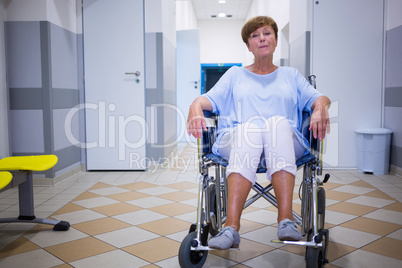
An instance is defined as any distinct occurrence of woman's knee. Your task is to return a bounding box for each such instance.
[233,122,264,150]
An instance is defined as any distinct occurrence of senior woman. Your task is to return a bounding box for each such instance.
[187,16,330,250]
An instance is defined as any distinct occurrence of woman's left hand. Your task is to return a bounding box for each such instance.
[309,96,331,140]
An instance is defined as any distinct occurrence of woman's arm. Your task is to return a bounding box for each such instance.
[187,96,213,139]
[309,96,331,141]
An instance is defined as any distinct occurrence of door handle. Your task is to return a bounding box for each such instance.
[125,71,141,76]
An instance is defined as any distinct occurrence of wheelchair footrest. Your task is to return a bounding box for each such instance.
[271,240,323,248]
[191,245,240,251]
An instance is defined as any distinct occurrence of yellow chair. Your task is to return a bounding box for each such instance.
[0,171,13,190]
[0,155,70,231]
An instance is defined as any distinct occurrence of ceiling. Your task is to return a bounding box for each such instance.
[183,0,252,20]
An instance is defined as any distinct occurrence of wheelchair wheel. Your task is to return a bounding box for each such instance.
[317,187,326,230]
[305,229,329,268]
[306,247,321,268]
[178,232,208,268]
[208,184,220,236]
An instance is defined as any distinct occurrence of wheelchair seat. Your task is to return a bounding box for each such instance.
[200,110,318,173]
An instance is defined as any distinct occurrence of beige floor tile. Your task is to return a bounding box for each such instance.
[52,203,86,216]
[326,190,358,201]
[0,236,40,258]
[0,249,64,267]
[280,244,305,256]
[137,217,190,236]
[326,202,378,216]
[158,191,198,202]
[149,203,195,216]
[52,264,73,268]
[91,202,142,216]
[243,205,261,214]
[230,264,253,268]
[164,181,198,190]
[383,202,402,212]
[340,217,401,236]
[72,191,101,202]
[23,223,54,234]
[72,217,131,236]
[239,219,266,235]
[44,237,116,263]
[88,182,113,190]
[141,264,160,268]
[326,264,343,268]
[362,237,402,260]
[211,238,275,263]
[364,189,396,200]
[350,180,376,189]
[107,191,151,202]
[326,241,356,262]
[122,237,180,263]
[322,182,344,190]
[119,182,157,190]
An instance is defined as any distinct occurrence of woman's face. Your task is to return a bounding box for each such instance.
[246,25,277,58]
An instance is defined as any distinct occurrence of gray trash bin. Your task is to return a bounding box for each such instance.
[355,128,392,175]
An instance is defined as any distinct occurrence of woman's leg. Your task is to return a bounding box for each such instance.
[271,170,295,223]
[217,123,263,230]
[224,173,252,231]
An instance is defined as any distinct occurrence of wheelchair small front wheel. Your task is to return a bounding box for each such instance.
[305,229,329,268]
[178,232,208,268]
[306,247,322,268]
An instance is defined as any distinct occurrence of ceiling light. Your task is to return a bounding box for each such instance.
[218,12,226,17]
[218,0,226,3]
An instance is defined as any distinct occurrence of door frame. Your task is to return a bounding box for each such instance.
[201,63,242,94]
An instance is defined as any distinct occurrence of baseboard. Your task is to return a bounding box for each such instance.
[389,164,402,178]
[33,165,85,186]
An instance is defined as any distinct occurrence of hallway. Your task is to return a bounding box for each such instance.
[0,144,401,267]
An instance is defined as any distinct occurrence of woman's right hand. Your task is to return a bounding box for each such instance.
[187,97,211,139]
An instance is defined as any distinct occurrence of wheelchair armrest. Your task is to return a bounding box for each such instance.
[203,110,218,118]
[198,111,218,157]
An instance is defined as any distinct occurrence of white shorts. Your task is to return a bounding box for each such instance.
[215,116,305,184]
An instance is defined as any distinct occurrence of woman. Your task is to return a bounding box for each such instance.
[187,16,330,250]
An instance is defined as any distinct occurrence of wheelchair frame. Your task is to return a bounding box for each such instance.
[178,75,330,268]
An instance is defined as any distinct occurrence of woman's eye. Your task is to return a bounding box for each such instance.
[265,32,270,35]
[252,34,258,38]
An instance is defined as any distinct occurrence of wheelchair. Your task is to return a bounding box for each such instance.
[178,75,330,268]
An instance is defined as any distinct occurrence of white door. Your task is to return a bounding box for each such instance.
[312,0,384,168]
[176,29,201,144]
[83,0,146,170]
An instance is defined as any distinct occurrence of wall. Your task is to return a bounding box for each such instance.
[176,0,197,31]
[289,0,311,77]
[4,0,83,183]
[198,19,246,64]
[0,0,9,158]
[145,0,177,161]
[384,0,402,174]
[246,0,290,66]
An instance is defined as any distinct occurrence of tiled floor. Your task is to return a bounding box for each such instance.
[0,144,401,267]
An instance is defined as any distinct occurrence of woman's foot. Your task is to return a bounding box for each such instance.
[208,226,240,249]
[277,219,302,241]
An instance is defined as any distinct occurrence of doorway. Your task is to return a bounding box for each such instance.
[201,63,242,94]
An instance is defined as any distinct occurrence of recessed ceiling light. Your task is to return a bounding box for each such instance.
[218,0,226,3]
[218,12,226,17]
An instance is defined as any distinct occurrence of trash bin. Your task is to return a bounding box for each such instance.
[355,128,392,175]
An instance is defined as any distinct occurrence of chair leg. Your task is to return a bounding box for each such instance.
[0,171,70,231]
[18,171,35,220]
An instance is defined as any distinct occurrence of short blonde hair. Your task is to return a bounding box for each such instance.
[241,16,278,45]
